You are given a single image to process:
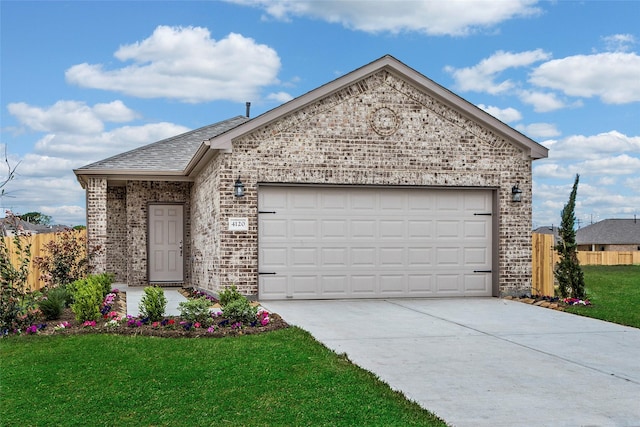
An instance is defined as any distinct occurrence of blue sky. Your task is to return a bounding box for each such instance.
[1,0,639,228]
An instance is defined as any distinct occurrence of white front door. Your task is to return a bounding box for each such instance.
[148,204,184,283]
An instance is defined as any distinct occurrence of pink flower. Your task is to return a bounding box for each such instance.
[260,316,270,326]
[82,320,96,328]
[194,322,201,328]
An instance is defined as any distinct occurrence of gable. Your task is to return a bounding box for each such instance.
[203,55,547,162]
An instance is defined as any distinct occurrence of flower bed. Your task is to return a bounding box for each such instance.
[7,288,288,338]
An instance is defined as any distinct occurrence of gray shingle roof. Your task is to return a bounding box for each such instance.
[576,219,640,245]
[76,116,248,172]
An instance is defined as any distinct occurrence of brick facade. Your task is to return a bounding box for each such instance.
[190,70,533,297]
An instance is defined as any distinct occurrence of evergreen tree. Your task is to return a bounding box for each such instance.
[554,174,586,299]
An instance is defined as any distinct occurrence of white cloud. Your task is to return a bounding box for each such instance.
[65,26,282,103]
[546,131,640,161]
[266,91,294,103]
[517,122,560,139]
[477,104,522,123]
[93,100,139,122]
[517,90,566,112]
[8,101,106,134]
[603,34,636,53]
[227,0,541,36]
[445,49,551,94]
[34,122,190,160]
[579,154,640,176]
[530,52,640,104]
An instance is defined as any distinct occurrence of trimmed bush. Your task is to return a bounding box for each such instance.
[71,278,103,322]
[222,297,257,325]
[218,284,243,307]
[178,297,213,326]
[138,286,167,322]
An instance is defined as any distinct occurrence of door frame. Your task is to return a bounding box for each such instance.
[147,203,185,284]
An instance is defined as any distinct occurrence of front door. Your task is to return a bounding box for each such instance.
[148,204,184,283]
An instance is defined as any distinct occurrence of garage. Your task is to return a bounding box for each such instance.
[258,186,494,299]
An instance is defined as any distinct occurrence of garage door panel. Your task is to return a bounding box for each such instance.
[292,219,317,238]
[436,274,461,292]
[408,220,434,238]
[436,220,461,238]
[380,275,404,293]
[464,247,489,266]
[464,220,489,239]
[408,275,433,293]
[261,247,287,268]
[465,274,491,293]
[261,219,288,239]
[350,220,376,239]
[436,247,460,266]
[321,247,348,267]
[259,187,492,299]
[408,248,433,266]
[352,276,376,294]
[380,247,404,266]
[292,248,318,266]
[321,220,347,238]
[380,220,405,238]
[321,276,348,294]
[352,247,376,266]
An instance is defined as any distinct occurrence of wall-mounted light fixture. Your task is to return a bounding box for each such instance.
[511,183,522,203]
[234,177,245,197]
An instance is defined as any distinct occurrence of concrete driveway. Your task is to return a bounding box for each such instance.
[261,298,640,427]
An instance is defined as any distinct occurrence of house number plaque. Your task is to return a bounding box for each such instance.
[228,217,249,231]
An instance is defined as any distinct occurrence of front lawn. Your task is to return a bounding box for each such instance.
[0,327,447,426]
[565,265,640,328]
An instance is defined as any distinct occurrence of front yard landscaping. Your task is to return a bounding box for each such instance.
[0,328,447,426]
[564,265,640,328]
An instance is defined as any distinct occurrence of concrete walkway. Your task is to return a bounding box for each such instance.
[261,298,640,427]
[118,285,188,317]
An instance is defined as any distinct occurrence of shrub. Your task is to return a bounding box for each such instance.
[222,297,257,325]
[93,273,114,298]
[70,278,102,322]
[0,212,37,334]
[38,287,69,320]
[138,286,167,322]
[33,228,102,286]
[218,284,243,307]
[178,297,213,326]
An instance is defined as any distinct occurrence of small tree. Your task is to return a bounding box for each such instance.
[554,174,586,299]
[33,229,100,286]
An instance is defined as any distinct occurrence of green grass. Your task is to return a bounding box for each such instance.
[565,265,640,328]
[0,327,447,427]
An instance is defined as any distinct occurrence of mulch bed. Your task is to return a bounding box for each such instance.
[33,290,289,338]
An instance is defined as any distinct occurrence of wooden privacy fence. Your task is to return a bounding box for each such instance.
[2,229,87,292]
[532,232,640,296]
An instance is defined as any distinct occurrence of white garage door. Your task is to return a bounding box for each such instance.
[258,186,493,300]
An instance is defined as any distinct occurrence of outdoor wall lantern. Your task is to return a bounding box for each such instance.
[511,183,522,202]
[234,177,245,198]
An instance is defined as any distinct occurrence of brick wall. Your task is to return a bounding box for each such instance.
[86,178,107,274]
[125,181,192,286]
[106,186,127,281]
[191,70,533,297]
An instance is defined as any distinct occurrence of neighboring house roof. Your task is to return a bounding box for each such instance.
[533,226,560,241]
[576,219,640,245]
[74,116,249,186]
[195,55,548,172]
[0,217,69,236]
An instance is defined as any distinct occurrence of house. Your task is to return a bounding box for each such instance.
[533,225,560,244]
[74,55,548,299]
[0,217,70,236]
[577,219,640,251]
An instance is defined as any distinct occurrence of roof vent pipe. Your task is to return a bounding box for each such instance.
[245,102,251,118]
